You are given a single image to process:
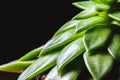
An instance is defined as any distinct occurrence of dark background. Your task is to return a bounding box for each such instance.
[0,0,80,80]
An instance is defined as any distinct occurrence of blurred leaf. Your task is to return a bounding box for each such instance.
[108,34,120,60]
[109,12,120,21]
[72,1,96,9]
[73,8,98,19]
[111,20,120,26]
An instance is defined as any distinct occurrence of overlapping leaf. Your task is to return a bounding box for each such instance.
[53,20,80,37]
[109,12,120,21]
[108,34,120,60]
[40,29,84,55]
[75,16,106,33]
[57,37,85,73]
[19,46,43,61]
[83,52,114,80]
[83,26,111,52]
[46,56,84,80]
[111,20,120,26]
[18,50,60,80]
[72,1,96,10]
[73,8,98,19]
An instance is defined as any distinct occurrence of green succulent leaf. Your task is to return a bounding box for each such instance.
[75,16,106,33]
[109,12,120,21]
[95,4,110,11]
[40,29,84,55]
[57,37,85,73]
[83,52,114,80]
[19,46,43,61]
[53,20,80,37]
[108,34,120,60]
[46,56,83,80]
[83,26,111,52]
[111,20,120,26]
[18,50,60,80]
[0,60,33,73]
[91,0,116,4]
[45,66,80,80]
[73,8,98,19]
[72,1,96,10]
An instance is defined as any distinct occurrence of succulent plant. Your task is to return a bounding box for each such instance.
[0,0,120,80]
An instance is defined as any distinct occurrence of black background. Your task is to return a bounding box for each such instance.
[0,0,80,80]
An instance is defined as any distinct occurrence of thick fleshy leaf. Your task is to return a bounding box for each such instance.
[91,0,115,4]
[45,66,80,80]
[19,46,43,61]
[109,12,120,21]
[40,29,84,55]
[0,60,33,73]
[108,34,120,60]
[75,16,106,33]
[72,1,95,9]
[46,56,84,80]
[73,8,98,19]
[18,51,60,80]
[57,37,85,73]
[83,52,114,80]
[95,4,110,11]
[53,20,80,37]
[111,20,120,26]
[83,26,111,52]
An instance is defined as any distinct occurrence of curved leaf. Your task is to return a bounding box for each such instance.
[45,66,80,80]
[108,34,120,60]
[57,37,85,73]
[0,60,33,73]
[111,20,120,26]
[18,50,60,80]
[75,16,106,33]
[83,52,114,80]
[19,46,43,61]
[91,0,115,4]
[73,8,98,19]
[109,12,120,21]
[46,56,84,80]
[72,1,96,10]
[83,26,111,52]
[53,20,80,37]
[40,29,84,55]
